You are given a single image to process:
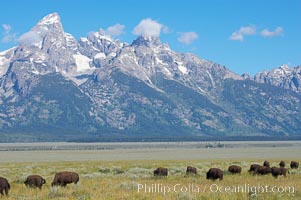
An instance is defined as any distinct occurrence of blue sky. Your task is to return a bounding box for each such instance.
[0,0,300,75]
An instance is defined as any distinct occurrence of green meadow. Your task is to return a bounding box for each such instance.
[0,142,300,199]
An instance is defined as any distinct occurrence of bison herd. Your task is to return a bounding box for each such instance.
[0,171,78,196]
[153,160,299,181]
[0,160,299,196]
[248,160,299,178]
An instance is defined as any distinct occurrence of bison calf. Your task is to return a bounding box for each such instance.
[228,165,242,174]
[154,167,168,177]
[186,166,197,175]
[206,168,223,181]
[24,175,46,189]
[271,167,287,178]
[0,177,10,196]
[290,161,299,169]
[51,172,79,187]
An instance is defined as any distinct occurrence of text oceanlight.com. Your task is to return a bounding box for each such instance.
[137,183,295,196]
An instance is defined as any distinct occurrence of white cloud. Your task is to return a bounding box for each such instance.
[178,32,198,45]
[229,25,256,41]
[261,27,283,37]
[104,24,125,38]
[133,18,165,37]
[18,31,41,46]
[1,24,17,43]
[162,25,170,34]
[2,24,11,33]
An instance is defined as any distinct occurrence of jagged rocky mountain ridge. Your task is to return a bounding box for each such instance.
[0,13,301,141]
[253,65,301,92]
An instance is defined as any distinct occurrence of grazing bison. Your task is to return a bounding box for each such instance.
[248,164,261,172]
[51,172,79,187]
[186,166,197,175]
[279,161,285,168]
[0,177,10,196]
[290,161,299,169]
[228,165,242,174]
[206,168,223,181]
[271,167,287,178]
[153,167,168,177]
[263,160,270,168]
[24,175,46,189]
[255,166,271,175]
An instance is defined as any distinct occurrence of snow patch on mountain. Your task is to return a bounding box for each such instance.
[94,52,106,60]
[73,54,92,72]
[176,61,188,74]
[0,47,16,77]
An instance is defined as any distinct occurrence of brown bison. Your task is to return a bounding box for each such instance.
[51,172,79,187]
[271,167,287,178]
[24,175,46,189]
[279,161,285,168]
[263,160,270,168]
[290,161,299,169]
[248,164,261,172]
[153,167,168,177]
[186,166,197,175]
[206,168,223,181]
[0,177,10,196]
[228,165,242,174]
[254,166,271,175]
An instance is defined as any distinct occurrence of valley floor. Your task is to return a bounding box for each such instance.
[0,141,300,199]
[0,141,300,162]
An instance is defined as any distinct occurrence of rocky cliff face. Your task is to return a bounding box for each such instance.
[0,13,300,141]
[254,65,301,92]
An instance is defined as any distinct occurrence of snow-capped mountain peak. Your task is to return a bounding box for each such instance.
[91,29,114,42]
[254,64,301,92]
[132,36,162,48]
[280,64,289,69]
[17,12,65,50]
[279,64,291,72]
[37,12,61,26]
[31,12,65,42]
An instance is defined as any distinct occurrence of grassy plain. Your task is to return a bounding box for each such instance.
[0,142,300,199]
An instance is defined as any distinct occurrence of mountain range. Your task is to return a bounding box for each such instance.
[0,13,301,142]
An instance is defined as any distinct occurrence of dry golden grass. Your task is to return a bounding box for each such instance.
[0,159,300,200]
